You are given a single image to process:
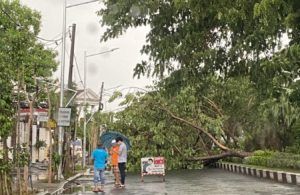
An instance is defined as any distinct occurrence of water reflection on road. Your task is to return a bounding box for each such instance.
[63,168,300,195]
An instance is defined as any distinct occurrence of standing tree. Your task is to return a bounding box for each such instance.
[0,0,57,194]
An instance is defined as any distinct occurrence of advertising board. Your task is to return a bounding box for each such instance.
[141,157,165,182]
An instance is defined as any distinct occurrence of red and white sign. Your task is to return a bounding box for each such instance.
[141,157,165,176]
[19,108,48,121]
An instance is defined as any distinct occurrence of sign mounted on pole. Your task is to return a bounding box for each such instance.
[57,107,72,126]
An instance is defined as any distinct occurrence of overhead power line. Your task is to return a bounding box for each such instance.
[36,36,62,43]
[65,43,84,88]
[0,6,65,43]
[74,54,84,88]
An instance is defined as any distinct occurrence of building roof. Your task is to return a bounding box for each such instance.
[75,88,100,106]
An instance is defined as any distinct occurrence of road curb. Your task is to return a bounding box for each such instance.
[215,162,300,186]
[37,172,83,195]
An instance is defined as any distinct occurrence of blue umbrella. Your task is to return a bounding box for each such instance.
[100,131,131,150]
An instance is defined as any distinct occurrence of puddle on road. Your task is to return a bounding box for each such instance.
[63,184,93,194]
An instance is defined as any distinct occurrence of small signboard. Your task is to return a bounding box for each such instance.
[141,157,165,182]
[48,119,57,129]
[57,107,71,126]
[37,112,48,122]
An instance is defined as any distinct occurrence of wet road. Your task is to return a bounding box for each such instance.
[63,168,300,195]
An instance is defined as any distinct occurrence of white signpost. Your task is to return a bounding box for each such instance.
[57,107,72,126]
[141,157,165,182]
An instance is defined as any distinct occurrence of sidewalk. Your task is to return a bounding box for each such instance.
[34,171,86,195]
[215,161,300,185]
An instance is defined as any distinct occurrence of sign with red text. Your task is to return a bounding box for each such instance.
[141,157,165,175]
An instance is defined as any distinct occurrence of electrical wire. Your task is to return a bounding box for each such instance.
[65,44,84,88]
[51,40,63,50]
[66,31,84,88]
[0,6,64,43]
[104,85,123,92]
[0,6,22,27]
[74,54,84,88]
[102,106,128,113]
[36,36,62,42]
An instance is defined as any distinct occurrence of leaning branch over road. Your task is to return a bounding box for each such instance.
[160,106,251,164]
[160,106,229,151]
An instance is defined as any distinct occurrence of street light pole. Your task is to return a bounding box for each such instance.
[82,48,119,167]
[58,0,102,178]
[83,51,87,167]
[58,0,67,180]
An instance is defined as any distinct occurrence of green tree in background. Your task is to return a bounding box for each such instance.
[0,0,57,194]
[98,0,300,170]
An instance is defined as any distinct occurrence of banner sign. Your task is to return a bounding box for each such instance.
[57,107,71,126]
[141,157,165,176]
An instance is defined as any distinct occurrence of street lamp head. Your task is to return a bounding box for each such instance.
[110,48,119,52]
[86,48,120,58]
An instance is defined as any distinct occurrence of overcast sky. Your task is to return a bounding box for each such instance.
[20,0,153,111]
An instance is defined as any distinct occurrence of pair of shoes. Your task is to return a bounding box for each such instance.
[120,184,125,188]
[92,188,99,192]
[93,187,104,192]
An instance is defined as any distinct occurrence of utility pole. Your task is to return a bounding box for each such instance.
[66,23,76,174]
[58,0,67,180]
[83,51,87,168]
[46,85,53,184]
[68,23,76,90]
[98,82,104,111]
[83,49,118,168]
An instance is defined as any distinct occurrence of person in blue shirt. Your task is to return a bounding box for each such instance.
[92,143,108,192]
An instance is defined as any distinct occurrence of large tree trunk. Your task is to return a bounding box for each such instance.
[63,130,74,175]
[89,125,99,165]
[189,150,250,165]
[0,139,12,195]
[161,107,251,164]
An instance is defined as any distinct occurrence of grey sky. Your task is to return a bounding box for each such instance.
[20,0,153,111]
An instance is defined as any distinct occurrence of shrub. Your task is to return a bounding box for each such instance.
[244,150,300,170]
[252,150,274,157]
[223,157,243,164]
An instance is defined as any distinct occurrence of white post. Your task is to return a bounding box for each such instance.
[31,125,37,163]
[58,0,67,180]
[83,51,87,167]
[81,49,118,167]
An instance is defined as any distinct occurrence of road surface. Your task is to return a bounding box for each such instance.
[62,168,300,195]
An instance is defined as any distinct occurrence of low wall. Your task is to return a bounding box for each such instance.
[215,162,300,186]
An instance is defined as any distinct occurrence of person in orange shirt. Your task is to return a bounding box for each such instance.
[110,140,121,187]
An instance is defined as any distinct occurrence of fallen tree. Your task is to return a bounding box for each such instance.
[160,106,251,165]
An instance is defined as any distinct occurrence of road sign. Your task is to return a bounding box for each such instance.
[57,107,72,126]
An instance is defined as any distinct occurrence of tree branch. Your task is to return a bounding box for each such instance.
[189,151,250,161]
[159,106,230,151]
[203,96,223,117]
